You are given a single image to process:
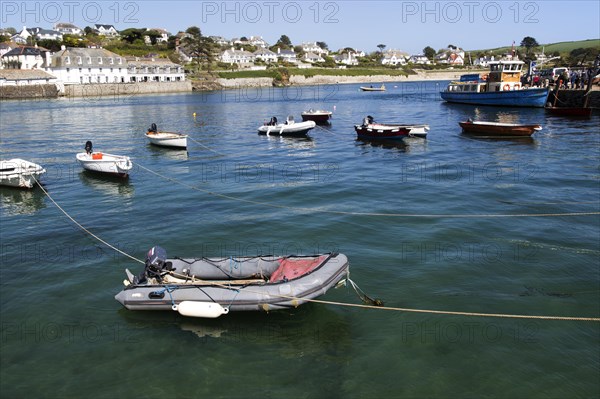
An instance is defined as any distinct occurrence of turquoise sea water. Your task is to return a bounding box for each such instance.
[1,82,599,398]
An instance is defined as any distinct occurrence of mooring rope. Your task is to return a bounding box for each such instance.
[186,136,224,155]
[32,177,600,322]
[135,163,599,219]
[32,176,145,264]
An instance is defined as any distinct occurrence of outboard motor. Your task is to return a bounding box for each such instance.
[148,123,157,133]
[134,246,172,284]
[85,141,93,154]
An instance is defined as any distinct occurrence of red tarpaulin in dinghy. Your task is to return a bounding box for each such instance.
[269,256,328,283]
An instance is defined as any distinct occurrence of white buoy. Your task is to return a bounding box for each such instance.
[172,301,229,318]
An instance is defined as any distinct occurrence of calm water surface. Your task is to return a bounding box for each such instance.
[1,81,599,398]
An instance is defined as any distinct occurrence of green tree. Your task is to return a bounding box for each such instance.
[316,41,328,50]
[275,34,292,49]
[423,46,436,60]
[377,44,386,53]
[145,30,162,45]
[520,36,539,57]
[120,28,146,44]
[183,26,216,72]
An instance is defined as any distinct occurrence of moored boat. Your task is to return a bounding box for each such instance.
[115,246,349,318]
[354,116,411,140]
[440,60,549,107]
[145,123,188,148]
[258,116,316,137]
[301,109,333,124]
[0,159,46,188]
[545,106,592,118]
[145,132,188,149]
[459,119,542,137]
[76,141,132,177]
[360,84,386,92]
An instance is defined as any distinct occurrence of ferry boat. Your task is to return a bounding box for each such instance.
[440,60,549,107]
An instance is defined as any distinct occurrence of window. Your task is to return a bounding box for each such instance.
[66,68,70,72]
[77,56,82,65]
[98,57,102,64]
[65,56,70,65]
[109,57,114,65]
[87,57,91,64]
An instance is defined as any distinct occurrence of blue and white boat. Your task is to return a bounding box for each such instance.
[440,60,549,107]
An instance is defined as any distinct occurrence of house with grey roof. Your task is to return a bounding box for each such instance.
[94,24,119,37]
[127,57,185,83]
[381,50,408,66]
[50,46,127,84]
[1,45,52,70]
[276,48,297,63]
[220,48,256,66]
[0,69,57,86]
[253,48,277,63]
[54,22,83,36]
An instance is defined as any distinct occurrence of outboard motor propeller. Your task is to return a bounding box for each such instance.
[85,141,93,154]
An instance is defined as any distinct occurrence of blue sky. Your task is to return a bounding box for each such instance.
[2,0,599,53]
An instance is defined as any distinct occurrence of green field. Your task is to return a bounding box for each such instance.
[474,39,599,55]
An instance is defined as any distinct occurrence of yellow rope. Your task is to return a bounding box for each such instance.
[135,163,600,219]
[32,175,600,322]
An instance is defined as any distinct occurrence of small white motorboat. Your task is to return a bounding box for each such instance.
[258,115,316,137]
[0,159,46,188]
[145,132,188,149]
[76,141,132,177]
[145,123,187,148]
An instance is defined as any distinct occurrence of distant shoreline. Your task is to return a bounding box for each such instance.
[204,69,477,91]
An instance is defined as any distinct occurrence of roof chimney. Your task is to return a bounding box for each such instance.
[277,47,280,54]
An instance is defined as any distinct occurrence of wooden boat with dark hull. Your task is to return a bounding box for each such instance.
[459,120,542,137]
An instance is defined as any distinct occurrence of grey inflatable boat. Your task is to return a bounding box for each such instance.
[115,246,349,318]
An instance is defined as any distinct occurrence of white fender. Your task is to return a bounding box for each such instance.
[172,301,229,318]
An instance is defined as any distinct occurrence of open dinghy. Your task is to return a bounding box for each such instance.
[0,159,46,188]
[145,123,188,149]
[76,141,132,177]
[115,246,350,318]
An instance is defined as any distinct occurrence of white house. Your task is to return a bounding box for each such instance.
[94,24,119,37]
[50,46,127,84]
[248,36,269,48]
[473,56,495,67]
[145,28,170,44]
[220,48,256,65]
[0,69,58,86]
[436,46,465,65]
[1,46,52,70]
[13,26,62,43]
[127,57,184,82]
[253,48,277,63]
[304,52,324,63]
[334,52,359,66]
[54,22,82,36]
[301,42,329,56]
[408,54,431,65]
[381,50,408,66]
[276,48,297,63]
[209,36,230,46]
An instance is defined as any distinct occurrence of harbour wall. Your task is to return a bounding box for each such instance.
[0,84,60,99]
[64,81,192,98]
[0,81,192,100]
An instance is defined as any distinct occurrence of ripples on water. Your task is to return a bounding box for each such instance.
[1,82,598,398]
